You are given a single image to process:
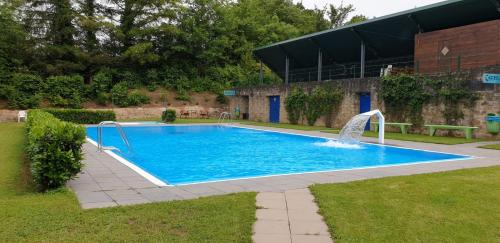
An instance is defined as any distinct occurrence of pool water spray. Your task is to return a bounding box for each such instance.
[317,109,385,148]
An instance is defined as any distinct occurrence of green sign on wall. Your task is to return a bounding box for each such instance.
[223,90,237,96]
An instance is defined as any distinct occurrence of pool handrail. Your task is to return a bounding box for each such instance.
[97,121,132,152]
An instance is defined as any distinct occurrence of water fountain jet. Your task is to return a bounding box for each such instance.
[338,109,385,144]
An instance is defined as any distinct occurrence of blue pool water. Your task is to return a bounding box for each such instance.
[86,125,469,185]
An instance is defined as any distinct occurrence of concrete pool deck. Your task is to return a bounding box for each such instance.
[69,123,500,209]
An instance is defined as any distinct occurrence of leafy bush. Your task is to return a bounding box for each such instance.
[304,87,328,126]
[162,109,176,122]
[322,86,344,128]
[119,71,142,88]
[111,82,129,107]
[175,89,191,101]
[147,83,158,92]
[127,90,150,106]
[5,73,45,109]
[285,87,307,124]
[96,92,110,105]
[90,69,113,96]
[45,75,84,108]
[26,110,86,191]
[43,109,116,124]
[216,93,227,104]
[381,74,476,125]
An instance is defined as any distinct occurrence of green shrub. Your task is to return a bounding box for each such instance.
[5,73,45,109]
[127,90,150,106]
[147,83,158,92]
[26,110,86,191]
[96,92,110,105]
[43,109,116,124]
[45,75,85,108]
[304,87,328,126]
[119,71,141,88]
[216,93,227,104]
[175,89,191,101]
[285,87,307,124]
[90,70,113,96]
[111,82,129,107]
[162,109,176,122]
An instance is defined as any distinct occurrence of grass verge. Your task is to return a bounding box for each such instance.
[323,130,485,145]
[238,121,338,131]
[311,166,500,242]
[0,123,256,242]
[478,144,500,150]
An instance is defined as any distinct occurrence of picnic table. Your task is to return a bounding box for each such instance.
[424,124,478,139]
[371,122,413,134]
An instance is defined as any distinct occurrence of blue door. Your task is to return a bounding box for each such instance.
[269,96,280,123]
[359,93,371,130]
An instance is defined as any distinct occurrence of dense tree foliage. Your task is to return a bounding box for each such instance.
[0,0,365,108]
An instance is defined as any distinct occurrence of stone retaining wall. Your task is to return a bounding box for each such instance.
[0,106,226,122]
[229,67,500,139]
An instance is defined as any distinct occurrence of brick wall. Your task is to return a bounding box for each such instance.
[415,19,500,74]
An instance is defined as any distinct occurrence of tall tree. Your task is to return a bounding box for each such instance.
[328,2,355,28]
[23,0,82,75]
[0,1,27,84]
[105,0,178,69]
[347,14,368,25]
[74,0,111,83]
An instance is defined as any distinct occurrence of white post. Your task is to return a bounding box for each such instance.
[377,112,385,144]
[360,109,385,144]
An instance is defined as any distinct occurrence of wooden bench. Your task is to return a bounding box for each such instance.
[424,125,478,139]
[371,122,413,134]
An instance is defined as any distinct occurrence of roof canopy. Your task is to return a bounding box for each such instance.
[254,0,500,76]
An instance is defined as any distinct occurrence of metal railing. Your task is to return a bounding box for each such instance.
[97,121,132,152]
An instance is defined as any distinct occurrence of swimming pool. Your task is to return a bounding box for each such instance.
[86,125,470,185]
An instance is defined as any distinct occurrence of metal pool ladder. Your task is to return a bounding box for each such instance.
[97,121,132,152]
[217,112,232,126]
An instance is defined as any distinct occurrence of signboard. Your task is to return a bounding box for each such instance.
[483,73,500,84]
[223,90,237,96]
[486,116,500,122]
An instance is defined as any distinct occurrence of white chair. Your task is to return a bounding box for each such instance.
[18,110,27,122]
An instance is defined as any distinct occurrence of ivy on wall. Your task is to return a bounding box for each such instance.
[380,74,429,125]
[380,74,477,125]
[285,86,343,126]
[426,76,478,124]
[285,87,307,124]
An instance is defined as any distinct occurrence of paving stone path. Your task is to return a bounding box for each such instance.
[253,188,333,243]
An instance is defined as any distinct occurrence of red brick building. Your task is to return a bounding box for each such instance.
[415,20,500,74]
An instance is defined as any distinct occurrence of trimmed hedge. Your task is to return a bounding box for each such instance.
[162,109,176,122]
[43,109,116,124]
[26,110,86,191]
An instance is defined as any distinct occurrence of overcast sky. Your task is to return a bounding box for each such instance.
[295,0,446,18]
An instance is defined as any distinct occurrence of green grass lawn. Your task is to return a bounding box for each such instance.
[118,117,162,122]
[478,144,500,150]
[0,123,256,242]
[238,121,338,131]
[173,118,220,124]
[311,166,500,242]
[323,130,486,145]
